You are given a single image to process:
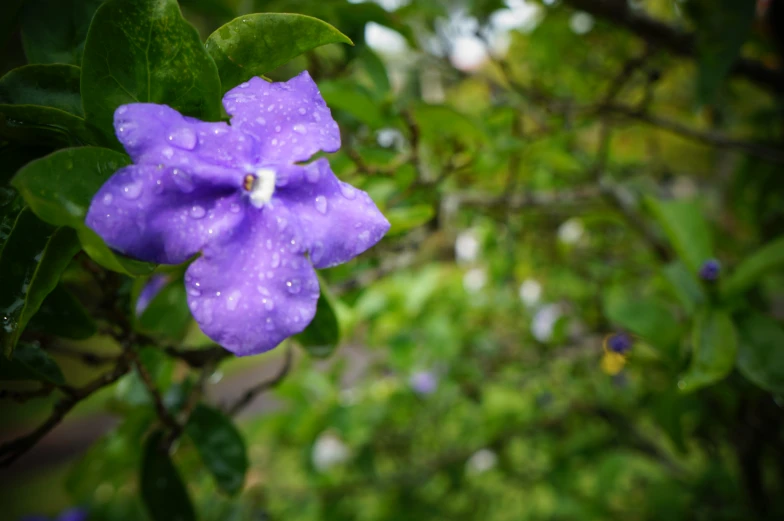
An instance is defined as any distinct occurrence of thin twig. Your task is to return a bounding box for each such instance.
[131,351,178,431]
[0,385,56,403]
[227,348,293,417]
[0,355,131,467]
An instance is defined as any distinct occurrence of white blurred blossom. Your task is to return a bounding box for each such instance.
[518,279,542,307]
[466,449,498,474]
[557,218,584,245]
[463,268,487,293]
[312,433,350,472]
[569,12,594,35]
[455,230,480,263]
[376,128,405,149]
[365,22,408,54]
[450,36,488,71]
[531,303,562,342]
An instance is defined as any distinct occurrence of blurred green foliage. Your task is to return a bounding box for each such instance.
[2,0,784,520]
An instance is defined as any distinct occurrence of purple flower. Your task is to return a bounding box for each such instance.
[409,371,438,395]
[606,332,632,354]
[86,72,390,355]
[698,259,721,281]
[135,274,170,316]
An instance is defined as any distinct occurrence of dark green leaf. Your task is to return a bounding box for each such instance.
[0,342,64,385]
[646,198,714,273]
[27,284,97,340]
[295,288,340,358]
[205,13,352,91]
[20,0,104,65]
[140,430,196,521]
[186,404,248,495]
[12,146,155,276]
[0,209,80,356]
[736,313,784,395]
[693,0,756,104]
[722,235,784,298]
[138,279,192,342]
[0,64,83,116]
[662,261,705,315]
[81,0,222,145]
[0,104,91,146]
[678,309,738,393]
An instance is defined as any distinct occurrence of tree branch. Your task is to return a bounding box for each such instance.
[226,348,293,417]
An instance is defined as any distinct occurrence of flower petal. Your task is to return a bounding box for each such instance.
[274,159,390,268]
[222,72,340,163]
[85,164,246,264]
[185,203,320,356]
[114,103,257,185]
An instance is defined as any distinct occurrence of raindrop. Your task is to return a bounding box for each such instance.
[314,195,327,214]
[286,279,301,294]
[121,181,142,200]
[161,147,174,159]
[359,230,371,242]
[188,287,201,297]
[263,298,275,310]
[255,117,266,125]
[226,291,241,311]
[265,317,275,331]
[275,125,281,132]
[306,168,320,183]
[276,216,287,231]
[167,127,197,150]
[230,202,241,213]
[271,252,280,268]
[239,82,249,89]
[102,193,113,205]
[190,205,206,219]
[340,182,357,199]
[171,168,195,193]
[293,124,306,134]
[257,285,270,296]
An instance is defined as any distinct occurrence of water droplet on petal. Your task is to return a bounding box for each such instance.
[276,216,287,231]
[190,205,205,219]
[171,168,195,193]
[167,127,197,150]
[359,230,371,242]
[226,290,241,311]
[340,182,357,199]
[298,107,307,115]
[263,298,275,310]
[117,106,128,115]
[310,241,324,264]
[255,117,266,125]
[102,193,113,205]
[122,181,142,200]
[286,279,301,294]
[314,195,328,214]
[275,125,281,133]
[293,124,306,134]
[161,147,174,159]
[306,168,320,183]
[271,252,281,268]
[257,285,270,296]
[239,82,249,88]
[188,287,201,297]
[230,202,241,213]
[265,317,275,331]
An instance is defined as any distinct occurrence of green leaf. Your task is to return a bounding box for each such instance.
[0,209,81,356]
[0,104,91,146]
[137,279,192,342]
[0,64,83,116]
[295,287,340,358]
[0,342,64,385]
[662,261,705,315]
[205,13,352,91]
[722,235,784,298]
[140,430,196,521]
[646,198,713,273]
[736,313,784,395]
[693,0,756,104]
[12,146,155,276]
[185,404,248,496]
[20,0,104,65]
[678,309,738,393]
[603,290,680,355]
[318,79,387,128]
[386,204,435,235]
[27,284,97,340]
[81,0,222,145]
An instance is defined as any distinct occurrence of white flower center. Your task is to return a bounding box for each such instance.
[247,168,276,208]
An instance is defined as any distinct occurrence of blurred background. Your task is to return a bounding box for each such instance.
[2,0,784,520]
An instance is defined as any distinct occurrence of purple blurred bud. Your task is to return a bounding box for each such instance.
[409,371,438,395]
[698,259,721,281]
[57,509,88,521]
[607,332,633,354]
[135,274,170,316]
